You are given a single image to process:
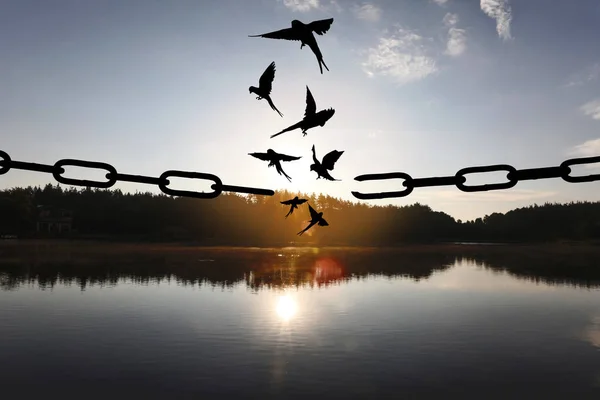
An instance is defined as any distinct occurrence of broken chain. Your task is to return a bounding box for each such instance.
[3,149,600,201]
[0,150,274,199]
[352,156,600,200]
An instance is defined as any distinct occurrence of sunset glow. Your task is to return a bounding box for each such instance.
[275,294,298,321]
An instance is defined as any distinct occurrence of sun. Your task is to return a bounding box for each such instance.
[275,295,298,321]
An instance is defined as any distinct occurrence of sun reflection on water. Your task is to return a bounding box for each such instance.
[275,295,298,322]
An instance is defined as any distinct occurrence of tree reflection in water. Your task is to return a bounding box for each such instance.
[1,243,600,291]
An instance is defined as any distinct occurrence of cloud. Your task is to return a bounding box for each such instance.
[565,63,600,88]
[443,13,466,57]
[281,0,320,12]
[570,138,600,157]
[445,28,467,56]
[443,12,458,27]
[581,100,600,120]
[480,0,513,40]
[362,27,438,85]
[432,0,448,6]
[327,0,343,13]
[279,0,342,12]
[567,138,600,170]
[353,3,382,22]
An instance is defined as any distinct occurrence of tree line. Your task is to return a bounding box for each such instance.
[1,184,600,245]
[2,243,599,292]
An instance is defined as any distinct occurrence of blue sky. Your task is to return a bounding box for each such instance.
[1,0,600,221]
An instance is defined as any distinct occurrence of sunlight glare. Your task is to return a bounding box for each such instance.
[275,295,298,322]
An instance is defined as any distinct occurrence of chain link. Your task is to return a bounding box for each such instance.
[352,156,600,200]
[53,159,117,189]
[0,150,274,198]
[455,164,517,193]
[560,156,600,183]
[3,149,600,201]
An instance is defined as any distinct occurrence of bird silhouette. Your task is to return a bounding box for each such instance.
[248,149,301,182]
[298,204,329,236]
[310,144,344,181]
[249,18,334,74]
[249,61,284,117]
[270,86,335,139]
[280,196,308,218]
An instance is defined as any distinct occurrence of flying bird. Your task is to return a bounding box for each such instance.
[248,149,301,182]
[310,144,344,181]
[249,61,284,117]
[270,86,335,139]
[298,204,329,236]
[249,18,334,74]
[281,196,308,218]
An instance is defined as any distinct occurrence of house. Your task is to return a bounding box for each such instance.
[36,205,73,234]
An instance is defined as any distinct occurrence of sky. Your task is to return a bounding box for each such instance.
[1,0,600,221]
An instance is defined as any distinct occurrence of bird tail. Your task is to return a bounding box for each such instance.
[276,163,293,182]
[285,208,293,218]
[321,58,330,73]
[271,121,302,139]
[266,97,284,118]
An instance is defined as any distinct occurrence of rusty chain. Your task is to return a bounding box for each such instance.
[2,149,600,201]
[352,156,600,200]
[0,150,274,199]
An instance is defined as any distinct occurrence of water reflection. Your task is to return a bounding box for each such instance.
[586,315,600,348]
[2,244,600,398]
[1,244,600,291]
[275,295,298,322]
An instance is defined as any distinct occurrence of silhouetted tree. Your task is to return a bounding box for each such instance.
[1,184,600,245]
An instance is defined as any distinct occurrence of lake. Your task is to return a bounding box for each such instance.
[1,242,599,399]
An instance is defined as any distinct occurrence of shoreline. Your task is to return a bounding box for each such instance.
[1,238,599,254]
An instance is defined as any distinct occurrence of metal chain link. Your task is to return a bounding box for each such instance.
[0,150,274,199]
[3,149,600,201]
[352,156,600,200]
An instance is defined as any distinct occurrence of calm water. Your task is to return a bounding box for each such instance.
[1,245,600,399]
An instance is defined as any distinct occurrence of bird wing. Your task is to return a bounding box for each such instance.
[298,199,308,204]
[277,153,302,162]
[322,150,344,170]
[311,144,319,164]
[321,170,340,181]
[308,18,334,35]
[308,204,319,220]
[249,27,300,41]
[259,62,276,95]
[318,218,329,226]
[304,86,316,118]
[318,108,335,124]
[248,152,271,161]
[281,199,295,205]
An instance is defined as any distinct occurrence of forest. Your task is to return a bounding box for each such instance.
[1,184,600,245]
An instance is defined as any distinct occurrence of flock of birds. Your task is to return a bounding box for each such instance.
[247,18,340,236]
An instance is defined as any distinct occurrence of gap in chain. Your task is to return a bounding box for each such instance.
[462,171,512,186]
[60,166,111,182]
[352,178,409,196]
[167,176,216,193]
[568,163,600,177]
